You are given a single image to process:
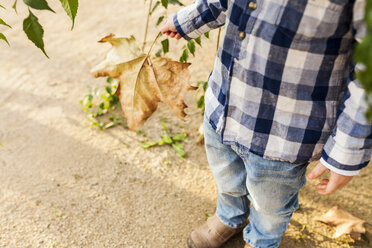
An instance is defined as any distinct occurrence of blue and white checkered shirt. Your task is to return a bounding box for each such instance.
[174,0,372,175]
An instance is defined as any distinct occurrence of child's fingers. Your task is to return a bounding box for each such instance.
[160,26,167,34]
[175,33,182,40]
[169,32,177,38]
[317,171,353,195]
[317,178,339,195]
[160,19,170,34]
[316,183,327,190]
[322,179,329,184]
[159,15,177,35]
[316,179,329,190]
[307,163,328,179]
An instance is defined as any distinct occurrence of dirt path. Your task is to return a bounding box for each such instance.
[0,1,371,247]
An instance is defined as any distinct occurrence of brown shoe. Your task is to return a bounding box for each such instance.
[187,214,245,248]
[244,243,253,248]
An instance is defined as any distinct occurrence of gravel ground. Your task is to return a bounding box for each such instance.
[0,0,371,247]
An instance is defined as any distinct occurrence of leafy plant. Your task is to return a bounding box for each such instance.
[0,0,79,57]
[80,77,123,130]
[355,0,372,122]
[142,120,189,158]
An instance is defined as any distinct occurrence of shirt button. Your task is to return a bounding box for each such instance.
[239,31,246,40]
[249,2,257,10]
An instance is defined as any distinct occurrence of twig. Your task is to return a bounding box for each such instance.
[216,28,222,55]
[142,0,154,51]
[144,32,161,65]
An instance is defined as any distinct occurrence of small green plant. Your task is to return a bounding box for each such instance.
[80,77,123,130]
[141,120,189,158]
[205,212,213,219]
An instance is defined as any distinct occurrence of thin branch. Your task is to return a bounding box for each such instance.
[216,28,222,55]
[142,0,154,51]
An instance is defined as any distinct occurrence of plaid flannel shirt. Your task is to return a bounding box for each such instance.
[174,0,372,175]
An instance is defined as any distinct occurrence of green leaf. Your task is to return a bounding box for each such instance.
[23,0,55,12]
[105,86,112,94]
[162,120,169,134]
[107,77,114,84]
[195,37,202,47]
[12,0,18,13]
[151,1,160,14]
[90,121,105,130]
[179,49,189,63]
[103,122,116,130]
[204,31,210,39]
[0,18,12,29]
[0,141,3,146]
[173,133,187,141]
[23,10,48,57]
[172,143,186,158]
[59,0,78,29]
[142,141,158,149]
[156,16,164,26]
[198,80,207,92]
[187,40,195,56]
[0,4,5,9]
[161,0,168,8]
[197,95,204,109]
[161,134,173,144]
[161,38,169,54]
[168,0,184,6]
[155,48,162,57]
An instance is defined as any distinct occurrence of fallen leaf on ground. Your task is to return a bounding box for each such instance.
[315,206,366,239]
[92,34,194,130]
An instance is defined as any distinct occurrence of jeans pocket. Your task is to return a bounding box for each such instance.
[275,0,347,41]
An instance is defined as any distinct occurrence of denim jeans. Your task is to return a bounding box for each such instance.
[203,118,308,248]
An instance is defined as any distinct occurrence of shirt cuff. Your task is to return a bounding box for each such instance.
[174,4,208,40]
[320,158,360,176]
[173,12,192,40]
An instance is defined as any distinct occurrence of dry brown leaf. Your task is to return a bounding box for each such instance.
[91,34,194,130]
[315,206,366,239]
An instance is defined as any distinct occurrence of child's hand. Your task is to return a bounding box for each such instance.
[160,15,182,40]
[307,162,354,195]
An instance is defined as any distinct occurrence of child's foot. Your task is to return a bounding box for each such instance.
[187,214,245,248]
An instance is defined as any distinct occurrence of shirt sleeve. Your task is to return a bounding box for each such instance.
[173,0,228,40]
[320,0,372,176]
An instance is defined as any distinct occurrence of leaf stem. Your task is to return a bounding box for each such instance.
[142,0,154,51]
[216,27,222,55]
[146,32,161,59]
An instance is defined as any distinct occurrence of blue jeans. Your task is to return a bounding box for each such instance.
[203,118,308,248]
